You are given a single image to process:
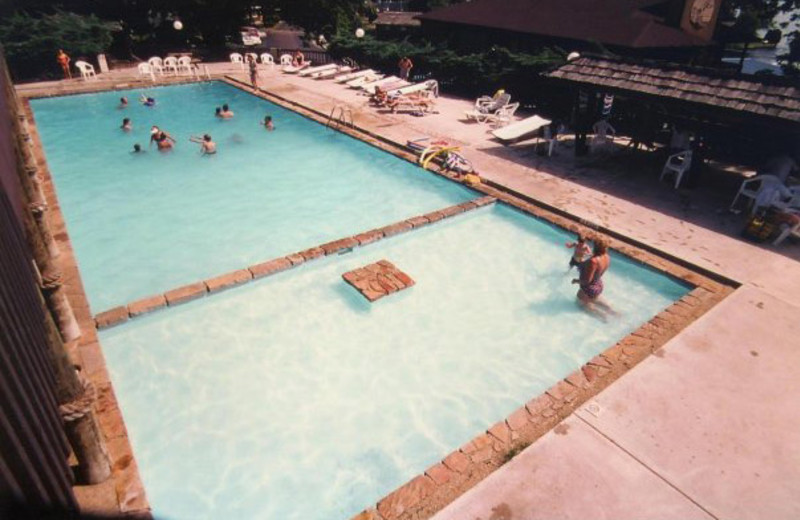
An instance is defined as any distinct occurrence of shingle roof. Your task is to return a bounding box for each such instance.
[547,56,800,123]
[375,11,422,27]
[418,0,709,49]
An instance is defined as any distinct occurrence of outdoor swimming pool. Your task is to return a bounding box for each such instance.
[100,204,689,520]
[30,81,474,311]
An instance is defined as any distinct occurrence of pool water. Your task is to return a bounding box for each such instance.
[101,204,689,520]
[30,82,474,312]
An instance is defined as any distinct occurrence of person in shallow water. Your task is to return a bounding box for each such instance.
[565,233,592,271]
[119,97,128,109]
[572,237,617,320]
[121,118,132,131]
[190,134,217,155]
[261,115,274,131]
[140,94,156,107]
[131,143,144,153]
[220,104,234,118]
[149,126,175,151]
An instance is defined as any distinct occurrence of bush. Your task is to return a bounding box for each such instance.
[329,35,564,99]
[0,9,116,80]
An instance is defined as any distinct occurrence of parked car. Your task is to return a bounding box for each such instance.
[240,27,262,46]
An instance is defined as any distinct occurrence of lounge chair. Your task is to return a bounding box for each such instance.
[484,102,519,128]
[387,93,436,114]
[464,99,515,123]
[282,61,312,74]
[359,76,403,92]
[388,80,439,98]
[491,115,552,143]
[336,69,376,83]
[299,63,338,77]
[474,92,511,114]
[313,66,353,79]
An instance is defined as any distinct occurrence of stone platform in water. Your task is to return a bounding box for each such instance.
[342,260,414,302]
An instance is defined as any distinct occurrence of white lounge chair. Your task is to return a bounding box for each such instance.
[313,66,353,79]
[279,54,293,66]
[176,56,196,76]
[229,53,244,70]
[491,115,552,143]
[163,56,179,75]
[474,92,511,114]
[282,61,312,74]
[660,150,693,189]
[299,63,338,77]
[260,54,275,68]
[464,102,511,123]
[336,69,376,83]
[147,57,164,75]
[730,174,789,214]
[362,77,407,94]
[388,80,439,98]
[74,61,97,80]
[346,74,384,88]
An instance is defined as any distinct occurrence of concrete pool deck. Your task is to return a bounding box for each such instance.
[16,64,800,519]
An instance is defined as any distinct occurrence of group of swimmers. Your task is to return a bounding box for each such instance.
[119,94,275,155]
[565,234,616,320]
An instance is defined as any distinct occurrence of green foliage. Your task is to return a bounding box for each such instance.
[329,35,564,97]
[0,9,115,80]
[275,0,371,38]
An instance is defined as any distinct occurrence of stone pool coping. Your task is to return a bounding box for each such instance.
[19,76,735,520]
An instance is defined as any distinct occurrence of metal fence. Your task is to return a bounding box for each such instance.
[0,50,77,516]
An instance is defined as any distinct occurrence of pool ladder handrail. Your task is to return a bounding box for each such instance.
[327,104,353,130]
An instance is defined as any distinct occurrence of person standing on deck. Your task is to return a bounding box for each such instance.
[248,55,259,89]
[398,56,413,80]
[57,50,71,79]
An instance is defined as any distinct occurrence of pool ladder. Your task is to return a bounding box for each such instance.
[327,104,353,131]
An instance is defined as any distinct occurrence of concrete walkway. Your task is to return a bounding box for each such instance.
[19,64,800,518]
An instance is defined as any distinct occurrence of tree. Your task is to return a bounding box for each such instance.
[0,9,116,79]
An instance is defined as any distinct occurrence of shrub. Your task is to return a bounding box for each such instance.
[0,9,116,80]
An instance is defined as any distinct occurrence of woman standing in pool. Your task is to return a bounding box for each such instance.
[572,237,616,319]
[149,126,175,151]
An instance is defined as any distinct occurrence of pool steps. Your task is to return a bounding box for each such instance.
[93,195,496,329]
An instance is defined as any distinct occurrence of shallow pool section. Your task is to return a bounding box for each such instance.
[30,82,474,311]
[101,205,689,520]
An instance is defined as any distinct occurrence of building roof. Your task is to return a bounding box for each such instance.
[375,11,422,27]
[418,0,709,49]
[547,56,800,124]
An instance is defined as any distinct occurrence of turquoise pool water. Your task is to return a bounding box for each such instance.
[101,204,689,520]
[30,82,474,312]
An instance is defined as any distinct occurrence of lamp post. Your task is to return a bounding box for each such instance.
[355,28,365,39]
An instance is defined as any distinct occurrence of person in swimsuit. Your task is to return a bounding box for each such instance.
[149,126,175,151]
[261,115,274,131]
[119,97,128,109]
[121,118,132,131]
[220,104,234,118]
[572,238,616,319]
[248,55,259,88]
[565,233,592,270]
[56,50,71,79]
[140,94,156,107]
[190,134,216,154]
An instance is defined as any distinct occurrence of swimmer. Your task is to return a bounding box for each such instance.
[215,107,222,118]
[121,118,132,131]
[149,126,175,151]
[565,233,591,270]
[220,104,234,118]
[140,94,156,107]
[571,238,617,321]
[261,115,274,131]
[131,143,144,154]
[190,134,217,155]
[119,97,128,108]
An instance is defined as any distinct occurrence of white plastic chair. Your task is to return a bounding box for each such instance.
[772,185,800,212]
[486,102,519,128]
[176,56,196,76]
[163,57,179,75]
[730,175,788,214]
[260,53,275,68]
[660,150,693,189]
[591,119,616,149]
[229,53,244,70]
[137,63,155,81]
[74,61,97,80]
[147,57,164,75]
[279,54,293,66]
[773,209,800,245]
